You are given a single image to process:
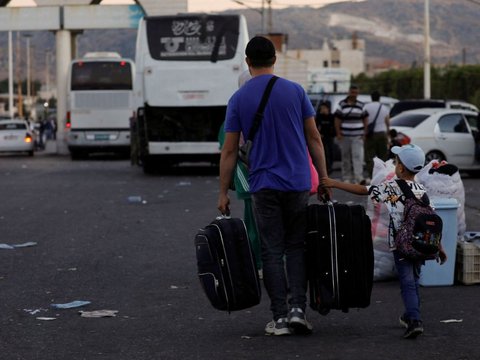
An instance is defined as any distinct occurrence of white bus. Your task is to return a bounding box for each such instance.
[66,52,135,159]
[131,14,249,172]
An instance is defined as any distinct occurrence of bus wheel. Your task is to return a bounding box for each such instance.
[142,156,157,174]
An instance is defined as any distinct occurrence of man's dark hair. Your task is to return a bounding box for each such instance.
[349,84,359,90]
[245,36,276,68]
[371,90,380,101]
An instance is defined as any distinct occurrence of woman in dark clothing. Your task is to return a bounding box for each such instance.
[315,101,336,174]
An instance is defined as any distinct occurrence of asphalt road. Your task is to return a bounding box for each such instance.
[0,150,479,360]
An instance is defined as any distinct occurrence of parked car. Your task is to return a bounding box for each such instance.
[0,119,35,156]
[390,99,479,118]
[390,108,480,172]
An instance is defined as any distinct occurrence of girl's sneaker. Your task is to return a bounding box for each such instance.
[403,320,424,339]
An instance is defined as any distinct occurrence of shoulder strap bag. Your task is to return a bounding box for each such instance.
[238,75,279,166]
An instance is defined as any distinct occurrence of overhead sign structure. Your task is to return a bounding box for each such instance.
[0,5,143,31]
[64,4,144,29]
[0,0,188,154]
[5,0,188,17]
[0,6,60,31]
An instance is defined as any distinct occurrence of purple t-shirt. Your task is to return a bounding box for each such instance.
[225,74,315,193]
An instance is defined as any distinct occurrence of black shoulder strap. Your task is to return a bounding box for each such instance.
[246,75,279,141]
[395,179,430,205]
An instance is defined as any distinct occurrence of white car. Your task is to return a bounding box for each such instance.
[390,108,480,172]
[0,119,35,156]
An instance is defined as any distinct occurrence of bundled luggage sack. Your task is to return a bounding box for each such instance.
[306,202,374,314]
[195,217,261,312]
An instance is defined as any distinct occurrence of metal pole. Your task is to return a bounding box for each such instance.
[267,0,272,34]
[261,0,265,34]
[55,29,72,155]
[46,50,50,95]
[424,0,431,99]
[26,36,31,116]
[16,31,23,118]
[8,31,14,119]
[233,0,264,34]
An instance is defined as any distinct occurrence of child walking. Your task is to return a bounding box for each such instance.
[320,144,447,339]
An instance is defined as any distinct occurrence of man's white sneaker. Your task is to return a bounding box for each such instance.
[265,317,291,336]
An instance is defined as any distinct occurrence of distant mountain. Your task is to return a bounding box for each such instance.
[0,0,478,83]
[239,0,480,66]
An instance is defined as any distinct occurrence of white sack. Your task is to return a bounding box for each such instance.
[415,160,466,239]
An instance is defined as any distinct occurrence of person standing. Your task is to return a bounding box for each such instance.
[334,85,368,184]
[315,101,336,174]
[217,36,330,336]
[363,90,390,180]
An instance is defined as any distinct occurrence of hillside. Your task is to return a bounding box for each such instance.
[0,0,479,82]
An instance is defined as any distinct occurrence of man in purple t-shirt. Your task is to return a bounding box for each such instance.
[218,36,330,336]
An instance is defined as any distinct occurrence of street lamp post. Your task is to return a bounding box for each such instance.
[8,31,14,119]
[15,32,23,119]
[232,0,265,34]
[45,49,51,95]
[424,0,431,99]
[23,34,32,118]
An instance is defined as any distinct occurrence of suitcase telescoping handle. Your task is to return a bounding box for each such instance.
[319,190,334,206]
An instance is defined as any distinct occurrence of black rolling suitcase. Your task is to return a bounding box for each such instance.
[306,202,374,314]
[195,217,261,312]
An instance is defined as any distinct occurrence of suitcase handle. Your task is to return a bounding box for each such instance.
[320,191,331,204]
[315,191,334,206]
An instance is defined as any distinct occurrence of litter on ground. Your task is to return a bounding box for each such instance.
[79,310,118,318]
[50,300,91,309]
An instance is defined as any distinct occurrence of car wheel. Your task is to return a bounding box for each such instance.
[70,149,87,160]
[425,150,445,163]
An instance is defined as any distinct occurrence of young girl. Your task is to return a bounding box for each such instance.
[320,144,447,339]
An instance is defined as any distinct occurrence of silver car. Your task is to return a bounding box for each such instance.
[390,108,480,173]
[0,119,35,156]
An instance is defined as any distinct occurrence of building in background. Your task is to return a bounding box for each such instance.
[265,33,309,89]
[287,33,365,93]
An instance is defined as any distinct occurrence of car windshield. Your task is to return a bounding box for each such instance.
[0,123,26,130]
[390,113,430,127]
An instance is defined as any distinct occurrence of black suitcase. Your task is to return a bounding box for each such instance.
[306,202,374,314]
[195,217,261,312]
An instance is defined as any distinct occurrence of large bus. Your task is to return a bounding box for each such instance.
[131,14,249,172]
[66,52,135,159]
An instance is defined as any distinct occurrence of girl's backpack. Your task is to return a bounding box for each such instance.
[393,179,443,260]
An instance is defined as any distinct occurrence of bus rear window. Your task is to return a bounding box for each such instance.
[71,61,132,91]
[146,15,239,61]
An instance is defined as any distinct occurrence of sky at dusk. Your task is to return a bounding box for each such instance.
[6,0,364,11]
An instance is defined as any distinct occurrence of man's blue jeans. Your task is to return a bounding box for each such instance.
[251,189,309,321]
[393,251,423,321]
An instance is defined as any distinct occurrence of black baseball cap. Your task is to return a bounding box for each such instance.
[245,36,276,63]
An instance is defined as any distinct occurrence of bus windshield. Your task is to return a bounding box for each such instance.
[146,15,239,61]
[71,61,133,91]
